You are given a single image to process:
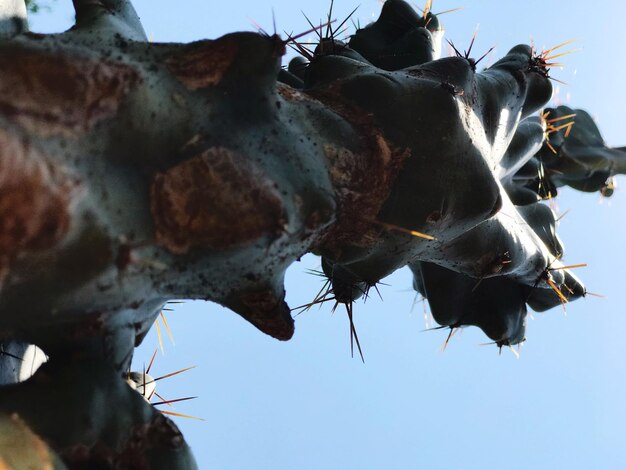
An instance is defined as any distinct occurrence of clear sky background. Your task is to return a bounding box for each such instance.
[29,1,626,469]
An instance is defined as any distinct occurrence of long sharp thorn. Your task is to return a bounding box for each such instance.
[347,303,365,363]
[285,19,336,44]
[475,46,494,66]
[248,17,268,36]
[160,410,205,421]
[435,6,465,16]
[441,327,456,352]
[546,141,558,154]
[153,396,198,407]
[160,312,175,346]
[586,292,607,298]
[301,11,321,40]
[2,352,23,361]
[291,295,336,313]
[154,391,174,408]
[410,292,419,314]
[423,0,432,19]
[549,263,587,271]
[332,5,360,38]
[376,220,436,240]
[347,304,354,358]
[542,39,576,55]
[466,28,478,58]
[556,209,570,222]
[142,365,147,398]
[447,39,463,58]
[373,284,384,301]
[155,318,164,355]
[154,366,197,382]
[545,113,576,123]
[146,348,158,374]
[272,8,277,36]
[544,49,581,61]
[287,43,313,61]
[548,122,576,134]
[326,0,334,38]
[548,76,568,85]
[421,325,448,333]
[546,278,569,304]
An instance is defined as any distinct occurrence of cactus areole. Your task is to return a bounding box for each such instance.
[0,0,624,468]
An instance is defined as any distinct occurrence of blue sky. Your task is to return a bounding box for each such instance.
[30,1,626,469]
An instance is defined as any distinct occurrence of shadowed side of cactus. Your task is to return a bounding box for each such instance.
[514,105,626,200]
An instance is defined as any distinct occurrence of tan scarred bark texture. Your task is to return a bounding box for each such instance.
[0,47,140,137]
[0,129,80,282]
[151,147,287,254]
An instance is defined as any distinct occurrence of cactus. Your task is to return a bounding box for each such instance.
[0,0,623,467]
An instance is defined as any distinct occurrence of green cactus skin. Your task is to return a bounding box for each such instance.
[0,0,623,467]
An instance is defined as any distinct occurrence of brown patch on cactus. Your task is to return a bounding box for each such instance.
[299,83,412,255]
[62,413,188,469]
[320,135,409,252]
[167,38,238,90]
[239,289,294,340]
[0,130,80,281]
[277,83,316,102]
[0,46,140,137]
[306,86,410,255]
[151,147,286,253]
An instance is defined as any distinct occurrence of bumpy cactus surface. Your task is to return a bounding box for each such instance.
[0,0,624,467]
